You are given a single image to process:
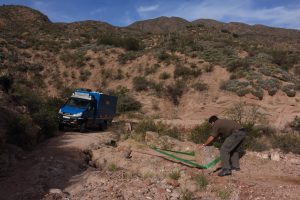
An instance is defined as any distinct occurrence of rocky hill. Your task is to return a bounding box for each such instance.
[0,4,300,200]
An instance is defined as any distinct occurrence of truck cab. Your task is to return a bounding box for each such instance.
[58,89,117,132]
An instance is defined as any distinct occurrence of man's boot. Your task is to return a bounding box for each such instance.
[217,168,232,177]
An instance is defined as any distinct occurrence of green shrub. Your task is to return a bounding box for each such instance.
[192,82,208,91]
[113,69,124,80]
[110,87,142,113]
[217,188,232,200]
[220,80,250,96]
[60,51,86,68]
[174,65,201,79]
[97,34,142,51]
[282,84,296,97]
[258,79,280,96]
[190,122,219,145]
[269,50,298,70]
[251,88,264,100]
[121,37,141,51]
[181,189,193,200]
[97,33,119,46]
[107,162,120,172]
[79,70,91,81]
[226,59,250,72]
[289,116,300,131]
[134,119,180,140]
[168,170,181,180]
[0,73,13,92]
[165,80,185,105]
[159,72,171,80]
[133,76,149,91]
[241,124,270,151]
[149,81,165,97]
[6,115,35,150]
[144,64,160,76]
[157,51,171,62]
[67,40,81,49]
[204,63,214,72]
[118,51,140,64]
[259,65,293,82]
[194,174,208,189]
[271,134,300,154]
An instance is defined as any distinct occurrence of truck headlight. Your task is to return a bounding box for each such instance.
[72,112,83,117]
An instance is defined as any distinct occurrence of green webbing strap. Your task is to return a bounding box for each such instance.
[152,147,220,169]
[155,148,195,156]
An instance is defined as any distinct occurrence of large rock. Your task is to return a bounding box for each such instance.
[195,146,219,167]
[145,131,197,152]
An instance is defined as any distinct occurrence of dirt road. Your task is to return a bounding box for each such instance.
[0,131,299,200]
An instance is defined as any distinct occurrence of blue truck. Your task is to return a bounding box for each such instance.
[58,89,118,132]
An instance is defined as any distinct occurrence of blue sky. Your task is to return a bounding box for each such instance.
[1,0,300,29]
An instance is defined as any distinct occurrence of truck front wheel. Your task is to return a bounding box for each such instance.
[59,123,64,131]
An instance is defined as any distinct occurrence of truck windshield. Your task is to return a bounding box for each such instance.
[66,98,90,108]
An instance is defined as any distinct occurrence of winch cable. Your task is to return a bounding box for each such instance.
[152,147,220,169]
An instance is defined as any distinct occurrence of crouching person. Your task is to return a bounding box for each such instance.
[200,115,246,177]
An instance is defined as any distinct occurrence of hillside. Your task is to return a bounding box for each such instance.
[0,5,300,199]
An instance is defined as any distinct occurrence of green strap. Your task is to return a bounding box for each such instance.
[152,148,220,169]
[155,148,195,156]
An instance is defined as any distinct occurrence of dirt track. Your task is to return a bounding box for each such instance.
[0,131,299,200]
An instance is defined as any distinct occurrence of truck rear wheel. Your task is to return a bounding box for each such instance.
[99,120,107,131]
[80,122,87,133]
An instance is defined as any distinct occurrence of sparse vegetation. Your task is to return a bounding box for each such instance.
[79,69,91,81]
[133,76,149,91]
[165,80,186,105]
[110,87,142,113]
[168,170,180,180]
[142,171,154,180]
[159,72,171,80]
[174,65,201,79]
[217,188,232,200]
[189,121,222,147]
[282,84,296,97]
[134,119,180,140]
[181,189,193,200]
[226,58,250,72]
[192,82,208,91]
[107,162,120,172]
[118,51,140,64]
[271,134,300,154]
[97,33,142,51]
[194,174,208,189]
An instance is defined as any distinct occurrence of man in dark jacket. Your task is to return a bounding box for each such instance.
[200,115,246,177]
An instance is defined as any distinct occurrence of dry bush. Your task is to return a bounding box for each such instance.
[165,80,185,105]
[159,72,171,80]
[225,101,267,126]
[133,76,149,91]
[134,119,180,140]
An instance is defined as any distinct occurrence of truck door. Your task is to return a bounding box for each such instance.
[87,97,97,126]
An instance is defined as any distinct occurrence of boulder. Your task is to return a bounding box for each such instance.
[195,146,219,167]
[145,131,197,152]
[269,152,280,161]
[145,131,160,147]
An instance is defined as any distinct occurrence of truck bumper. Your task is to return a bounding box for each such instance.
[58,116,85,127]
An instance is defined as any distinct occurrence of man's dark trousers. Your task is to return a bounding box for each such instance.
[220,130,246,169]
